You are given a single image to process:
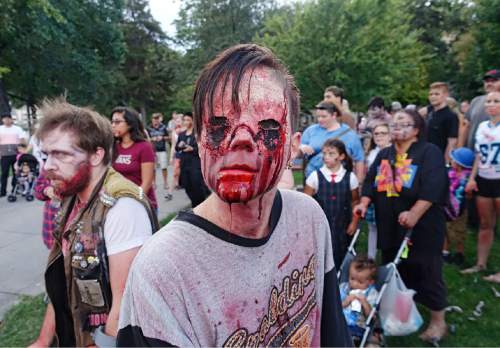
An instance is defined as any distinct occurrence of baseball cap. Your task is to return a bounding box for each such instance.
[391,101,402,112]
[483,69,500,80]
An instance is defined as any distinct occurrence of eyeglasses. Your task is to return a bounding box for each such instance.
[111,120,126,125]
[389,123,414,129]
[373,131,389,136]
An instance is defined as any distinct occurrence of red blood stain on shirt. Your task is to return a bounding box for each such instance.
[278,251,291,269]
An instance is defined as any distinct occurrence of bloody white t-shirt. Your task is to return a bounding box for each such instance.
[117,190,352,347]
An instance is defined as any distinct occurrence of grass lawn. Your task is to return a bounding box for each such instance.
[1,185,499,346]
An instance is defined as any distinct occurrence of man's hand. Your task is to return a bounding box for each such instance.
[43,186,56,200]
[299,144,314,156]
[398,210,418,229]
[183,145,194,152]
[353,203,368,218]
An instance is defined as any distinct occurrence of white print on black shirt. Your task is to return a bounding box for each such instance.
[223,254,317,348]
[115,154,132,165]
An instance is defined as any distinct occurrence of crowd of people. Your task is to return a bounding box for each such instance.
[0,43,498,347]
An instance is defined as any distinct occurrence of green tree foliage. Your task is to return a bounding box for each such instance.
[118,0,182,119]
[0,0,125,112]
[453,0,500,100]
[257,0,429,110]
[175,0,277,75]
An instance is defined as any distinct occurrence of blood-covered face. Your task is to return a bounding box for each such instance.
[199,67,291,203]
[41,128,92,198]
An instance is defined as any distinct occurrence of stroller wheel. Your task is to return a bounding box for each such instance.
[26,194,34,201]
[7,195,17,202]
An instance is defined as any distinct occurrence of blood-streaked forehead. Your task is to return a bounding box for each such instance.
[208,67,288,122]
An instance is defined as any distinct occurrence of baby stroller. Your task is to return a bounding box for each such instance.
[338,228,419,347]
[7,153,39,202]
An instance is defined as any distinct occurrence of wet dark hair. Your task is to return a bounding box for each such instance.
[192,44,300,138]
[110,106,147,143]
[395,109,426,140]
[322,138,353,172]
[368,96,385,110]
[351,254,377,281]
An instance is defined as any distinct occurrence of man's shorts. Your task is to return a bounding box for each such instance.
[155,151,168,169]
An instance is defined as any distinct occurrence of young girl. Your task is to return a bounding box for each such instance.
[365,123,392,258]
[463,91,500,281]
[304,138,360,267]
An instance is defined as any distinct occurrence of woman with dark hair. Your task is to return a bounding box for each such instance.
[111,107,157,213]
[354,109,448,343]
[175,112,209,208]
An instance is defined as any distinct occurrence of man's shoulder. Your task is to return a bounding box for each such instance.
[279,189,325,221]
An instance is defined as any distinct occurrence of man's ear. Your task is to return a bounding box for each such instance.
[89,147,106,167]
[290,132,302,161]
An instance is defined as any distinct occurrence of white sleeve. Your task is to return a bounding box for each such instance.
[349,172,359,190]
[104,197,152,255]
[305,171,319,191]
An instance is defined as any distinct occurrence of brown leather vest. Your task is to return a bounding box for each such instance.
[45,168,159,346]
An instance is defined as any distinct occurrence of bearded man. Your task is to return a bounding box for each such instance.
[30,101,158,347]
[117,44,351,347]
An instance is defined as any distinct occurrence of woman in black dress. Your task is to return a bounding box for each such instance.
[354,109,448,343]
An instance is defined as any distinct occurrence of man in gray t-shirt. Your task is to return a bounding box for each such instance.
[465,69,500,150]
[117,44,352,347]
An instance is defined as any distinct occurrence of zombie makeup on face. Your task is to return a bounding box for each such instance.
[47,161,92,197]
[200,67,291,204]
[390,113,416,141]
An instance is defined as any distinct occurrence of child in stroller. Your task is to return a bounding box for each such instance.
[8,144,39,202]
[338,229,420,347]
[340,254,380,346]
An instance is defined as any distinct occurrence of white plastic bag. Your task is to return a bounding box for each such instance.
[378,266,423,336]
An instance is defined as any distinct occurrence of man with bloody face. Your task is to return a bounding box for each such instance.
[117,44,351,347]
[30,101,158,347]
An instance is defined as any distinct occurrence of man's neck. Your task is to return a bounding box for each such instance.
[193,188,277,239]
[326,121,341,132]
[433,103,447,111]
[76,165,108,203]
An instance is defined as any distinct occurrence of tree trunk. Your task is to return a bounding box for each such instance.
[0,79,11,117]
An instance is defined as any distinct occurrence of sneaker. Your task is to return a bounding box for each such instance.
[164,193,173,201]
[442,251,453,264]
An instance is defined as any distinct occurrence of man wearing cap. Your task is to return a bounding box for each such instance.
[465,69,500,150]
[0,114,27,197]
[147,113,172,199]
[300,101,365,181]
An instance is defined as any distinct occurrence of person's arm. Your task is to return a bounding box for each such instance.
[105,247,141,337]
[342,294,356,308]
[303,185,315,196]
[28,303,56,347]
[140,162,154,193]
[347,189,360,235]
[398,199,432,229]
[465,154,480,195]
[356,294,373,317]
[445,137,457,163]
[418,107,428,118]
[354,161,365,184]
